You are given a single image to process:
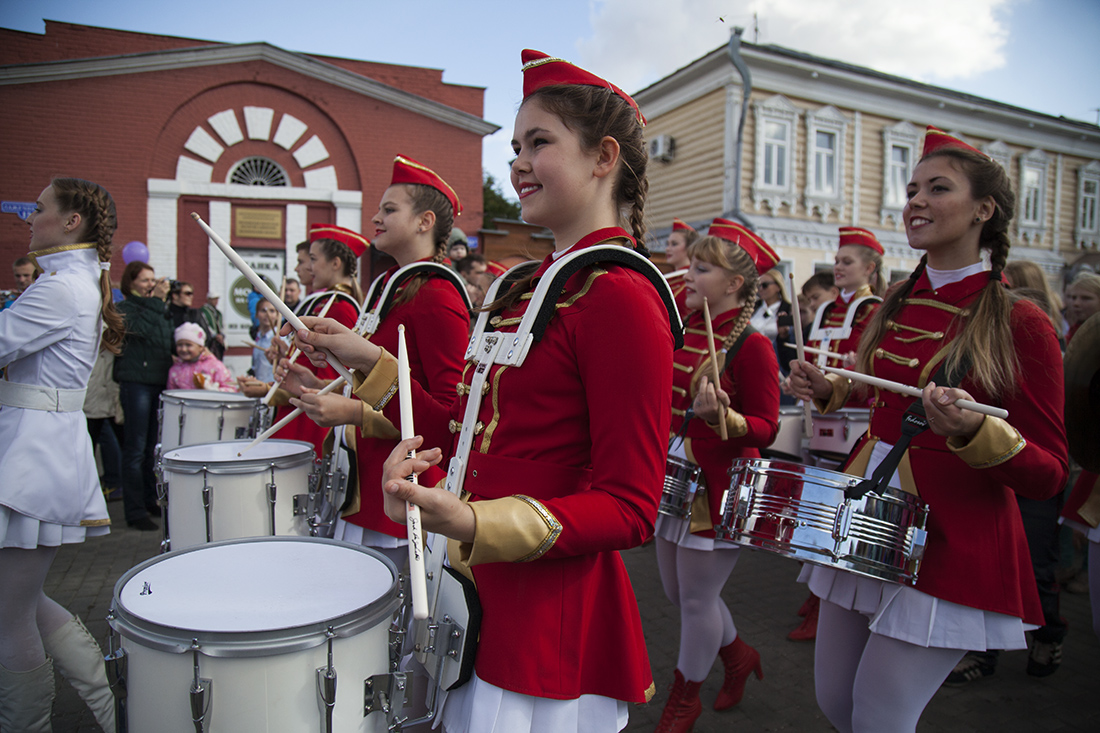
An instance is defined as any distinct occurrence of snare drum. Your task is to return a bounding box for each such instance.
[761,406,806,462]
[808,408,870,461]
[718,458,928,585]
[659,454,705,520]
[106,538,401,732]
[158,440,317,552]
[158,390,260,452]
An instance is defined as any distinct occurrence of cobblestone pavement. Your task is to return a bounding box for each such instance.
[47,499,1099,732]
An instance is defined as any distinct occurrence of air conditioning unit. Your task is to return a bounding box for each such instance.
[649,134,676,163]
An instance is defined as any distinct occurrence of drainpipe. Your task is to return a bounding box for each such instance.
[727,27,752,224]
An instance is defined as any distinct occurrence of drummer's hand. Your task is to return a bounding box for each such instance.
[922,381,985,439]
[788,359,832,402]
[693,376,731,425]
[382,437,475,542]
[275,360,325,396]
[289,390,359,427]
[283,317,382,372]
[841,350,858,369]
[266,336,289,364]
[779,375,795,397]
[237,376,269,398]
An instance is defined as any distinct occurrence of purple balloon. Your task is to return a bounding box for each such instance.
[121,240,149,264]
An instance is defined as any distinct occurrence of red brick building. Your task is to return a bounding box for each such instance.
[0,21,497,353]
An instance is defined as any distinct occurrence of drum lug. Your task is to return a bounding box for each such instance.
[831,501,853,543]
[267,464,278,536]
[316,629,338,733]
[104,612,129,732]
[178,409,186,448]
[201,468,213,544]
[216,412,225,441]
[188,642,213,733]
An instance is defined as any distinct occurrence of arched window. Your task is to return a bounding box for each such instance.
[229,157,289,186]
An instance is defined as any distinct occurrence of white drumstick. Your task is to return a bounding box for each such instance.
[820,365,1009,419]
[782,341,846,362]
[398,325,429,621]
[788,273,814,438]
[237,375,347,455]
[192,213,355,385]
[702,297,727,441]
[262,292,338,405]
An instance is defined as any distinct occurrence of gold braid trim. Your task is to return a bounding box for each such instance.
[901,298,965,315]
[888,321,945,344]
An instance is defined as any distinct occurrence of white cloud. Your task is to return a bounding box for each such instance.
[577,0,1010,93]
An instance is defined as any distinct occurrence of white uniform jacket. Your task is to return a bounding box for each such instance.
[0,245,109,528]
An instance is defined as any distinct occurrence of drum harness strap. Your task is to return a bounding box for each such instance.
[845,355,972,501]
[808,295,882,367]
[359,262,473,338]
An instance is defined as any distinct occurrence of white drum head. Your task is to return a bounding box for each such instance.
[161,390,255,406]
[119,540,393,633]
[163,439,310,465]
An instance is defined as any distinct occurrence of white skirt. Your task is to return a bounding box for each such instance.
[439,672,628,733]
[0,505,110,549]
[800,439,1032,651]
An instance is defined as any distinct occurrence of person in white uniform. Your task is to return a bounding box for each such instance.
[0,178,125,732]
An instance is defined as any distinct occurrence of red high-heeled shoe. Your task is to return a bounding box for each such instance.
[654,669,703,733]
[714,636,763,710]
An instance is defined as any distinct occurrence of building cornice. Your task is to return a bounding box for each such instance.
[0,42,500,137]
[635,42,1100,158]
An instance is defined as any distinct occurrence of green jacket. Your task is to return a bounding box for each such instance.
[114,294,174,385]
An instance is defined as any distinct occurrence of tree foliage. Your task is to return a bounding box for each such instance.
[483,171,521,223]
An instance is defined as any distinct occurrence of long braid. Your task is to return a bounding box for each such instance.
[51,178,125,354]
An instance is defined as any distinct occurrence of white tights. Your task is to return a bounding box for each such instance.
[0,546,73,671]
[655,538,740,682]
[814,599,965,733]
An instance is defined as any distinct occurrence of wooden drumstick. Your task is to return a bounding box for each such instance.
[788,273,814,438]
[237,375,348,455]
[262,292,338,406]
[820,365,1009,419]
[192,213,354,385]
[398,325,429,621]
[702,297,728,441]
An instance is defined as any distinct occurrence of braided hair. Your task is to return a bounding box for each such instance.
[50,178,125,354]
[484,82,649,313]
[856,146,1018,395]
[685,235,758,389]
[311,237,364,304]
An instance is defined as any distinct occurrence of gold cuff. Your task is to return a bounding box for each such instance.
[359,401,399,439]
[946,416,1025,469]
[813,372,852,414]
[458,495,562,566]
[351,348,399,411]
[706,408,748,438]
[270,387,292,407]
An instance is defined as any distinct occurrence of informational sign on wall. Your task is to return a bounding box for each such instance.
[224,250,284,344]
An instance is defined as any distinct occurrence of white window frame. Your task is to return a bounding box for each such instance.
[880,122,920,228]
[1018,149,1049,245]
[752,95,799,215]
[1077,160,1100,249]
[804,105,848,222]
[983,140,1012,172]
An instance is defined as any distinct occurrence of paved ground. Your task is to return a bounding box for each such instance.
[47,498,1099,732]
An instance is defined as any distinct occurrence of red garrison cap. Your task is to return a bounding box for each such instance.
[309,224,368,258]
[838,227,884,255]
[672,218,695,233]
[708,218,780,275]
[521,49,645,126]
[921,126,986,159]
[391,155,462,215]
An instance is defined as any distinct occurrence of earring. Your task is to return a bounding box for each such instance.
[974,216,982,223]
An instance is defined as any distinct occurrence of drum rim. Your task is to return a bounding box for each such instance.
[108,537,401,657]
[160,390,257,408]
[161,440,316,474]
[727,457,928,509]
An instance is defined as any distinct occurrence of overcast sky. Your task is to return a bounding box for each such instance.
[3,0,1097,202]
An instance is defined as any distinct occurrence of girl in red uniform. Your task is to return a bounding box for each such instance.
[663,218,697,317]
[268,224,363,458]
[290,49,675,733]
[788,127,1067,733]
[284,156,471,569]
[652,220,779,732]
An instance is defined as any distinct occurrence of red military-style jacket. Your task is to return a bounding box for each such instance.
[673,307,779,537]
[272,286,360,458]
[343,266,469,537]
[820,270,1067,624]
[665,269,689,319]
[354,228,673,703]
[806,284,879,370]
